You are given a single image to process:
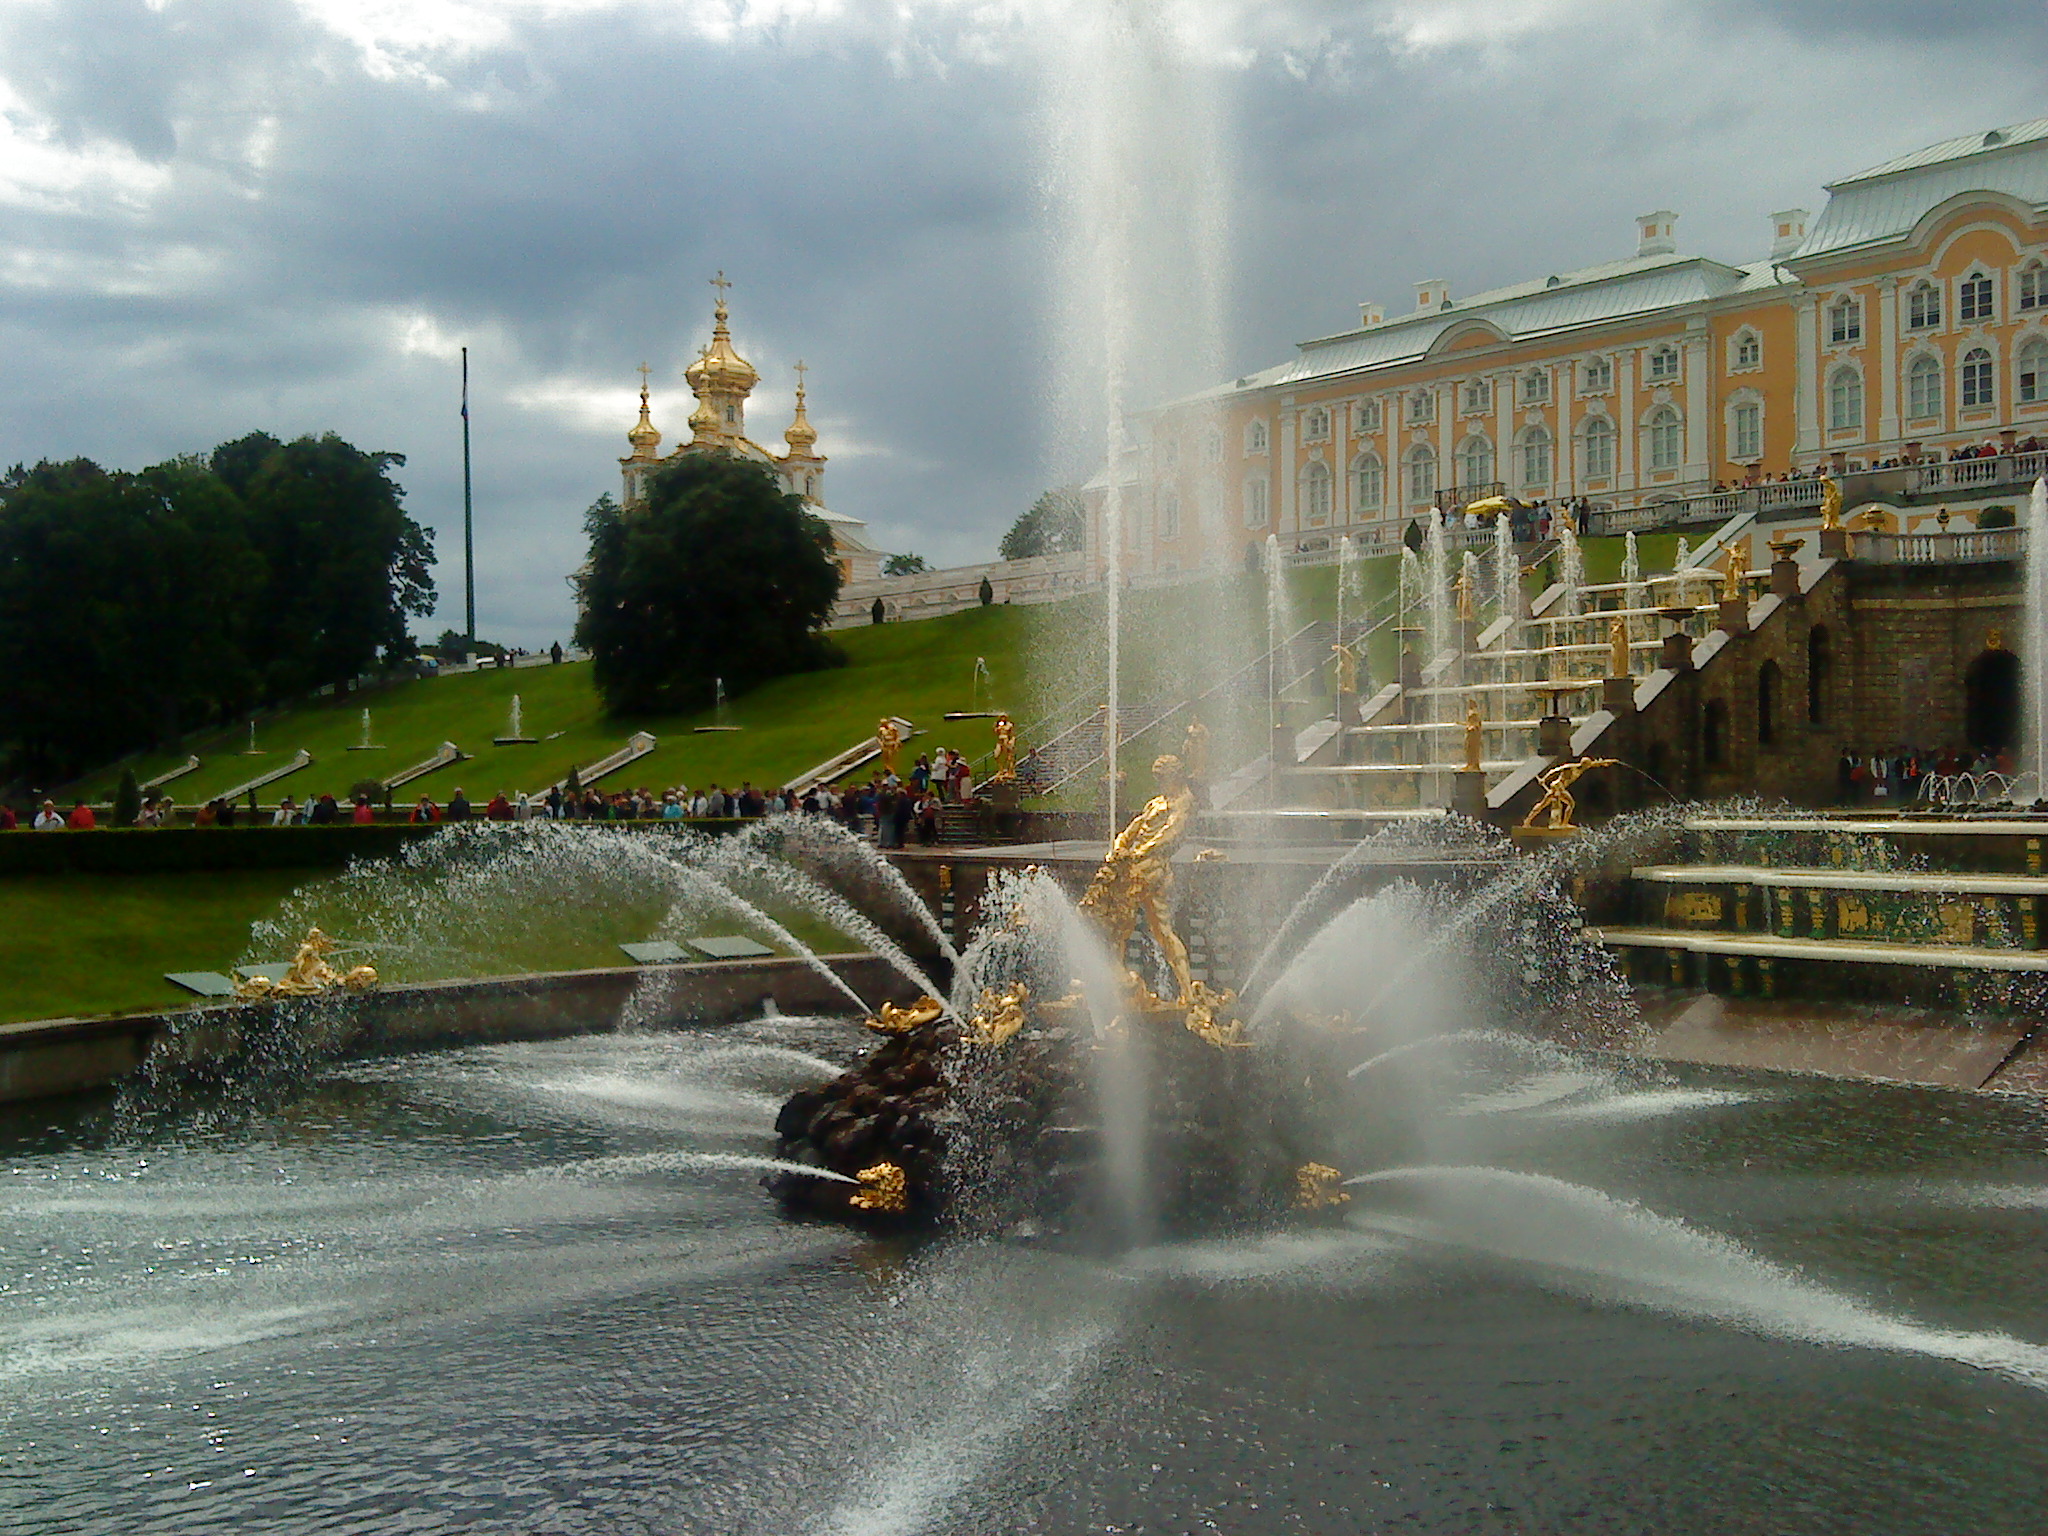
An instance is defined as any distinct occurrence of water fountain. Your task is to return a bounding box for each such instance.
[493,692,538,746]
[348,707,381,751]
[2026,475,2048,779]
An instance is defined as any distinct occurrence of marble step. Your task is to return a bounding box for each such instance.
[1594,925,2048,972]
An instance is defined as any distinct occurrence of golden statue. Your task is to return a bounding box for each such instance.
[1331,642,1359,696]
[875,717,902,776]
[990,713,1018,782]
[1554,502,1577,536]
[1293,1162,1351,1211]
[1077,752,1244,1047]
[233,928,377,1002]
[964,982,1028,1047]
[1819,474,1842,531]
[1463,699,1484,773]
[1520,757,1619,831]
[849,1161,908,1214]
[1608,614,1630,678]
[865,995,945,1036]
[1721,540,1747,602]
[1181,716,1210,784]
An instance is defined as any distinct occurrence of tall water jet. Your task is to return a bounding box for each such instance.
[495,693,536,746]
[1557,521,1586,617]
[1423,509,1451,662]
[350,708,379,752]
[1493,509,1516,631]
[2028,476,2048,778]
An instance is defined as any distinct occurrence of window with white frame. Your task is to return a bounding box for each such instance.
[2023,262,2046,313]
[1457,435,1494,488]
[1907,281,1942,330]
[1351,453,1384,512]
[1962,347,1995,409]
[1461,379,1492,414]
[1959,271,1995,324]
[1907,353,1943,420]
[1826,365,1863,432]
[1243,476,1269,528]
[1406,390,1436,425]
[1582,417,1615,479]
[1303,406,1330,441]
[1827,297,1862,344]
[1246,420,1269,455]
[1299,461,1332,526]
[1520,369,1551,404]
[1731,400,1762,461]
[1202,428,1223,465]
[1518,426,1552,487]
[1405,445,1437,505]
[2020,338,2048,405]
[1647,344,1679,381]
[1354,399,1382,434]
[1158,490,1181,540]
[1646,406,1682,470]
[1732,329,1761,369]
[1581,356,1612,393]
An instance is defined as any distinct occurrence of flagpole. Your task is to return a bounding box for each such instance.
[461,346,475,644]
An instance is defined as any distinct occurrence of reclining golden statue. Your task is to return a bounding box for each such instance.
[233,928,378,1002]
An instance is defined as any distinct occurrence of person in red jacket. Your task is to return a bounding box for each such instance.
[66,801,96,829]
[351,797,376,825]
[485,791,513,821]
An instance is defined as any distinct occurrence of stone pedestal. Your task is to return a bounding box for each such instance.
[1397,649,1422,724]
[1660,631,1694,672]
[1602,674,1637,715]
[1537,713,1573,758]
[1270,723,1296,769]
[1511,823,1580,853]
[1717,596,1750,636]
[1337,689,1359,727]
[1770,556,1801,600]
[1818,527,1851,559]
[1451,769,1488,820]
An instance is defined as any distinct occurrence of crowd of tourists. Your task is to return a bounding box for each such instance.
[1837,746,2016,804]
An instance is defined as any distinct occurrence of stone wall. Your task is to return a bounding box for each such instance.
[831,552,1088,628]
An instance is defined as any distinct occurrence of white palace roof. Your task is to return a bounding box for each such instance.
[1795,117,2048,261]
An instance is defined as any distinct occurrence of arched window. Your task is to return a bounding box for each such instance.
[1299,461,1332,527]
[1646,406,1682,471]
[1582,416,1615,479]
[1304,406,1330,441]
[1351,453,1384,513]
[1158,490,1181,540]
[1826,366,1863,432]
[1961,347,1995,409]
[1827,297,1862,344]
[1907,281,1941,330]
[1732,329,1761,368]
[1458,435,1494,488]
[1243,477,1269,529]
[1959,271,1995,324]
[1703,698,1727,767]
[1647,344,1679,381]
[2022,261,2046,313]
[1461,379,1492,414]
[1807,625,1830,726]
[1520,369,1551,404]
[2020,338,2048,405]
[1405,445,1437,506]
[1907,353,1943,420]
[1757,660,1781,747]
[1731,399,1762,461]
[1518,425,1553,488]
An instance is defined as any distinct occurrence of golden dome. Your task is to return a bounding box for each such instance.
[683,274,759,397]
[626,367,661,457]
[688,393,721,443]
[783,360,818,453]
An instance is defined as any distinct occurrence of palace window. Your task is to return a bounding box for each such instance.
[1246,420,1269,455]
[1304,406,1331,442]
[1962,347,1995,410]
[1243,476,1270,529]
[1405,445,1437,506]
[1299,461,1332,527]
[1518,426,1553,488]
[1406,390,1436,425]
[1461,379,1492,414]
[2022,262,2046,313]
[1827,297,1862,345]
[1457,435,1494,489]
[1354,399,1382,434]
[1907,353,1943,420]
[1202,427,1223,465]
[1351,452,1384,513]
[1647,344,1679,382]
[1581,356,1612,393]
[1520,369,1551,405]
[1907,281,1942,330]
[2020,338,2048,405]
[1159,490,1181,540]
[1826,366,1863,432]
[1646,406,1682,470]
[1582,417,1615,479]
[1732,400,1762,461]
[1732,329,1761,369]
[1959,271,1995,324]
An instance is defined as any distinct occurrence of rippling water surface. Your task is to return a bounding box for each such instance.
[6,1023,2048,1534]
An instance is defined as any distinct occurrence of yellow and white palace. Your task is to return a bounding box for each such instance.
[1102,118,2048,575]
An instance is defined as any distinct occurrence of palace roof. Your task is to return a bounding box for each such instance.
[1795,118,2048,261]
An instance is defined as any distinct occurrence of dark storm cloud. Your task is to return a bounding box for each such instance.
[0,0,2041,644]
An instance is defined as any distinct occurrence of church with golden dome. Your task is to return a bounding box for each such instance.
[619,274,887,583]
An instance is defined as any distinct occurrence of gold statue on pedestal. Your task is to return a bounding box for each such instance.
[1455,568,1476,624]
[233,928,377,1002]
[1463,699,1484,773]
[1520,757,1619,831]
[1077,740,1244,1048]
[1722,540,1748,602]
[875,718,902,777]
[1331,642,1359,696]
[1819,475,1842,531]
[990,713,1018,783]
[1608,614,1630,679]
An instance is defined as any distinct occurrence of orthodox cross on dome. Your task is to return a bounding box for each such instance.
[794,358,808,397]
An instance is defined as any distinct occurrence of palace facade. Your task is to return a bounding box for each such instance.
[1102,118,2048,575]
[619,278,887,583]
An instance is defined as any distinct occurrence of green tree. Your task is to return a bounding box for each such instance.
[882,552,929,576]
[999,487,1086,560]
[573,459,844,716]
[114,766,142,826]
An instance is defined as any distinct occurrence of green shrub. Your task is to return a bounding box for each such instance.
[1977,505,2017,529]
[113,767,142,827]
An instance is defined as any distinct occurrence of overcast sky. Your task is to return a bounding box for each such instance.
[2,0,2043,647]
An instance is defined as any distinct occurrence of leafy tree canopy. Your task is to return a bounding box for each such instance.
[999,487,1086,561]
[882,552,929,576]
[572,457,844,716]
